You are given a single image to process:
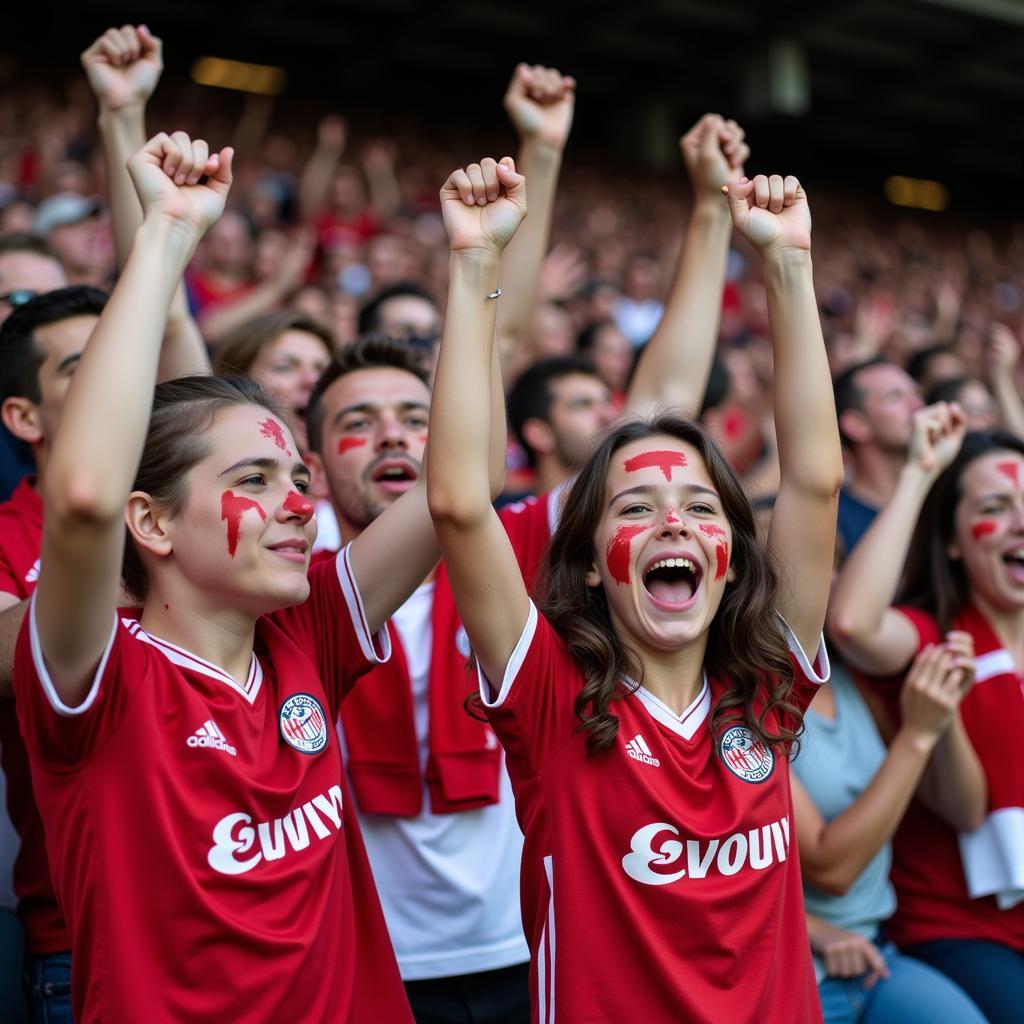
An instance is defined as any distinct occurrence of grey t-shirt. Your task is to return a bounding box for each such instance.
[793,664,897,976]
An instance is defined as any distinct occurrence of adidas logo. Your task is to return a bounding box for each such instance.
[187,719,237,757]
[625,733,660,767]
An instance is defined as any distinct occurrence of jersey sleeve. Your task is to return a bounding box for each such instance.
[476,601,583,775]
[267,544,391,718]
[13,597,141,767]
[779,616,831,715]
[498,480,566,592]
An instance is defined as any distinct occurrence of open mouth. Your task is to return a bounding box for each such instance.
[370,460,419,493]
[642,556,702,610]
[1003,548,1024,583]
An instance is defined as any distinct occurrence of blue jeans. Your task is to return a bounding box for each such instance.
[818,942,987,1024]
[25,952,73,1024]
[905,938,1024,1024]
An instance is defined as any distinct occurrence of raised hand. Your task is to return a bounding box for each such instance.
[723,174,810,255]
[907,401,967,475]
[81,24,163,112]
[503,64,576,149]
[317,114,348,153]
[988,323,1021,376]
[680,114,748,200]
[127,132,233,236]
[899,640,974,747]
[440,157,526,255]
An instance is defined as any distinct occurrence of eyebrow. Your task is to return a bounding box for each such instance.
[57,352,82,373]
[218,456,311,478]
[608,482,720,509]
[331,400,430,426]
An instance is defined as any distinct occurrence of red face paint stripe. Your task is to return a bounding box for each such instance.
[605,524,650,586]
[258,418,292,457]
[997,461,1020,487]
[699,524,729,581]
[283,490,315,517]
[623,450,688,482]
[971,520,997,540]
[338,437,368,455]
[221,491,267,556]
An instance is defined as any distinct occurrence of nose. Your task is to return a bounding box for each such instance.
[280,489,315,523]
[376,412,409,451]
[659,508,687,537]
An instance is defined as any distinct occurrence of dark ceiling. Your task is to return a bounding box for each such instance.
[6,0,1024,213]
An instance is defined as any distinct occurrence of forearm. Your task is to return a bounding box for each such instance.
[99,107,147,264]
[0,599,26,698]
[992,374,1024,436]
[299,146,341,220]
[627,199,731,418]
[201,279,288,346]
[428,252,502,524]
[766,252,842,496]
[366,166,401,220]
[496,139,561,368]
[919,715,988,831]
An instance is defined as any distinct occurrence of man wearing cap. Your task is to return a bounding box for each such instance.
[33,193,114,288]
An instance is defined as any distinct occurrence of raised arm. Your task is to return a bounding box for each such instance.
[81,24,210,378]
[496,63,574,377]
[988,324,1024,436]
[828,404,967,676]
[35,134,231,706]
[428,158,531,687]
[724,175,844,654]
[794,644,971,894]
[299,114,346,221]
[627,114,746,419]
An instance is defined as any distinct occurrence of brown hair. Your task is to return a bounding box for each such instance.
[899,428,1024,632]
[121,375,284,602]
[212,310,334,378]
[538,414,800,757]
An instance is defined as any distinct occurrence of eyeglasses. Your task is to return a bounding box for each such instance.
[0,289,38,308]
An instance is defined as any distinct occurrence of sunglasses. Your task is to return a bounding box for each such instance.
[0,289,38,308]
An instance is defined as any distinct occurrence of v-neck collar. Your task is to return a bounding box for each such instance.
[124,617,263,704]
[629,674,711,742]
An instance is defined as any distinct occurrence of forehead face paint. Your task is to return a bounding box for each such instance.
[221,491,267,556]
[997,460,1020,488]
[338,437,368,455]
[699,523,729,582]
[283,490,314,518]
[971,520,998,541]
[623,449,688,482]
[259,418,292,458]
[605,524,650,586]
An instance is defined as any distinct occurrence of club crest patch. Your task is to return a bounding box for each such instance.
[718,725,774,784]
[279,693,328,755]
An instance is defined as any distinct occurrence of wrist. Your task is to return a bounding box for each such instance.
[692,196,733,225]
[519,135,565,161]
[135,215,201,264]
[98,102,146,126]
[899,460,941,494]
[894,725,940,758]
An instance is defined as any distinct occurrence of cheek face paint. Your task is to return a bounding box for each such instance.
[623,450,688,482]
[699,523,729,581]
[338,437,368,455]
[417,434,428,446]
[971,520,998,540]
[258,418,292,457]
[221,491,267,557]
[997,460,1020,487]
[283,490,315,518]
[605,524,650,586]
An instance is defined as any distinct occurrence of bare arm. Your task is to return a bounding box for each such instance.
[0,595,26,699]
[988,324,1024,437]
[828,404,967,676]
[428,159,532,687]
[83,25,210,379]
[299,115,346,222]
[361,141,402,221]
[495,64,575,377]
[725,176,844,655]
[35,134,231,705]
[627,115,746,419]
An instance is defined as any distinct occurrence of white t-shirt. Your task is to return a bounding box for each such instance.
[340,581,529,981]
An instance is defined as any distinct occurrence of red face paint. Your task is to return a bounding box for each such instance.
[997,460,1020,487]
[258,418,292,457]
[665,510,681,525]
[971,520,998,540]
[283,490,314,518]
[221,491,267,556]
[699,523,729,582]
[605,524,650,586]
[624,450,688,482]
[337,437,368,455]
[417,434,428,446]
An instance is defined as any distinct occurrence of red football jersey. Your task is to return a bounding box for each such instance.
[14,547,412,1023]
[482,603,827,1024]
[0,478,69,953]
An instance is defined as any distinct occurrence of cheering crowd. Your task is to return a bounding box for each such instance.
[0,22,1021,1024]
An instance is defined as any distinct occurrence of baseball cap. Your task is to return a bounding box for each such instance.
[34,193,103,235]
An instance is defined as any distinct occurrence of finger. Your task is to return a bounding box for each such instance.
[449,168,474,206]
[753,174,771,209]
[700,116,724,158]
[138,24,162,59]
[863,944,891,986]
[480,157,500,203]
[465,162,487,205]
[767,174,785,214]
[103,28,127,64]
[722,176,754,218]
[783,175,800,205]
[496,158,526,204]
[188,139,209,185]
[169,131,195,184]
[209,147,234,192]
[119,25,141,63]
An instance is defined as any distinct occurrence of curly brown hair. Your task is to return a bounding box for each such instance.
[538,414,802,757]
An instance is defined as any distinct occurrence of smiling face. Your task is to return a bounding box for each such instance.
[586,435,736,654]
[148,405,317,616]
[951,450,1024,613]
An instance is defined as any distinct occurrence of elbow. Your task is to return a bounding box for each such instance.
[427,481,490,530]
[803,861,857,897]
[46,476,123,529]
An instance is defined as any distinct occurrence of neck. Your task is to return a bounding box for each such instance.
[533,456,571,498]
[846,446,905,508]
[628,632,709,716]
[970,593,1024,664]
[139,581,257,684]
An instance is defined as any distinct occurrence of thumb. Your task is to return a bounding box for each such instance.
[209,147,234,192]
[722,176,753,218]
[497,157,525,199]
[138,24,162,58]
[700,115,724,158]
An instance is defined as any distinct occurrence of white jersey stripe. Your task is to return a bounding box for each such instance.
[536,918,547,1024]
[544,854,555,1022]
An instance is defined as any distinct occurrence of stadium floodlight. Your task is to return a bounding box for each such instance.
[884,176,950,212]
[190,57,287,96]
